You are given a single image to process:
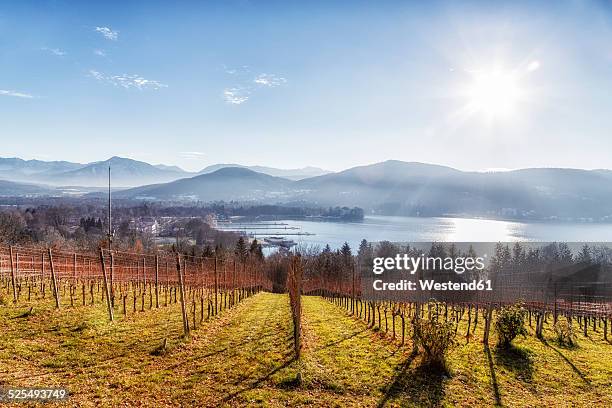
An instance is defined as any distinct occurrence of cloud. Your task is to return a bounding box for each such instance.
[0,89,34,98]
[222,69,287,105]
[180,151,206,159]
[41,47,66,56]
[527,60,540,72]
[89,70,167,90]
[254,73,287,87]
[93,49,107,57]
[223,88,249,105]
[223,65,250,75]
[95,26,119,41]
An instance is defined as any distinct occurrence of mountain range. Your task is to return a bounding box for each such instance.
[0,156,330,187]
[2,156,612,221]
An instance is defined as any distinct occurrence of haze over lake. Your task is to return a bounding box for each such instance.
[247,215,612,251]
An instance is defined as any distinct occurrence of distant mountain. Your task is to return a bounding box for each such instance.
[115,160,612,221]
[0,157,84,182]
[118,167,293,201]
[198,163,331,180]
[0,156,329,187]
[0,180,55,196]
[40,157,191,187]
[154,164,187,172]
[294,161,612,220]
[4,157,612,221]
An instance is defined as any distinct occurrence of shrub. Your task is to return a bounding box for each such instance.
[554,318,577,347]
[413,301,456,370]
[495,302,527,348]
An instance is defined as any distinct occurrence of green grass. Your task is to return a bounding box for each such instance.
[0,293,610,407]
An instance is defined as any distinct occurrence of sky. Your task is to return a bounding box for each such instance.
[1,0,612,172]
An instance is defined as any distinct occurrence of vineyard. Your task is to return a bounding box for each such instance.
[1,244,611,407]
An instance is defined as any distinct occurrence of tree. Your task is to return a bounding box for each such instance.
[249,239,264,261]
[340,242,352,266]
[235,237,248,262]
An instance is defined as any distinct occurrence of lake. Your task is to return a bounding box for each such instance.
[237,215,612,251]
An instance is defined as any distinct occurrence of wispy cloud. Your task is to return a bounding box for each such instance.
[180,151,206,159]
[93,49,107,57]
[41,47,66,56]
[95,26,119,41]
[222,71,286,105]
[0,89,35,98]
[223,65,249,75]
[254,73,287,87]
[89,70,167,90]
[223,87,249,105]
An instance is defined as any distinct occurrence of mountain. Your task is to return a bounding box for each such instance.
[4,157,612,221]
[294,161,612,220]
[154,164,187,172]
[0,157,84,182]
[118,167,294,201]
[115,160,612,221]
[42,157,191,187]
[198,163,330,180]
[0,180,56,196]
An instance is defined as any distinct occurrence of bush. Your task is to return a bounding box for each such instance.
[413,301,456,370]
[495,302,527,348]
[554,318,577,347]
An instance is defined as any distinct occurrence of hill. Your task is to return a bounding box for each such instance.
[198,163,330,180]
[118,167,294,201]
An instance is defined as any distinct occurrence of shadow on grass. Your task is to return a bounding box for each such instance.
[314,328,368,351]
[541,338,590,385]
[494,344,533,383]
[377,350,447,408]
[220,356,297,404]
[485,346,503,407]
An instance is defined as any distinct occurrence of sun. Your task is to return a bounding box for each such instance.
[464,68,523,119]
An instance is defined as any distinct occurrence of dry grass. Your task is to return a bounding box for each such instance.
[1,293,610,407]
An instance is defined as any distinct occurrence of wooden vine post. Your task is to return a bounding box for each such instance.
[9,246,17,303]
[214,258,219,315]
[176,254,190,336]
[99,249,114,322]
[48,248,60,309]
[287,255,303,361]
[155,254,160,308]
[483,302,494,347]
[110,251,115,307]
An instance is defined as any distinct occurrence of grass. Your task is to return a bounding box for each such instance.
[0,292,610,407]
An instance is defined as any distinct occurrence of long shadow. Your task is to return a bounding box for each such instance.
[377,350,448,408]
[485,346,503,407]
[540,339,590,385]
[314,328,368,351]
[494,345,533,383]
[219,356,297,405]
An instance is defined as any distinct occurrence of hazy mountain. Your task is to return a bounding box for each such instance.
[118,167,293,201]
[154,164,188,172]
[0,180,55,196]
[44,157,191,187]
[294,161,612,220]
[4,157,612,221]
[198,163,331,180]
[0,157,84,182]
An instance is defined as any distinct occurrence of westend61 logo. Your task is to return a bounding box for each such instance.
[372,254,486,275]
[367,251,492,293]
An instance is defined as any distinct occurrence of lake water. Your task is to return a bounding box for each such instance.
[241,215,612,251]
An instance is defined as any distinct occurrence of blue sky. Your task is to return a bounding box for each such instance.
[1,0,612,172]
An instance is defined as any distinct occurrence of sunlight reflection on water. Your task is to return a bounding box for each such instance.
[250,215,612,251]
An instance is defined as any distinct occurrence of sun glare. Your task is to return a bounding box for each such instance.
[464,68,523,119]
